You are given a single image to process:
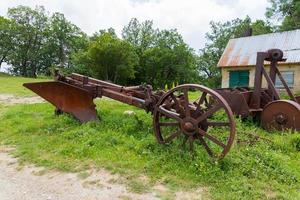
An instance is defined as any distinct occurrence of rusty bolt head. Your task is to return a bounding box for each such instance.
[183,122,196,132]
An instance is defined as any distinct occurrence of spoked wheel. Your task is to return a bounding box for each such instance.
[153,84,236,158]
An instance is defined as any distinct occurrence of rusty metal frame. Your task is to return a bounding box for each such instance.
[215,48,300,131]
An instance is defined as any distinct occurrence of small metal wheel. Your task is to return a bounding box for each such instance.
[153,84,236,158]
[261,100,300,131]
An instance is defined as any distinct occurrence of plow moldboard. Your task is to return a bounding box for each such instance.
[23,81,98,123]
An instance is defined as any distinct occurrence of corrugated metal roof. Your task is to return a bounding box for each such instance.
[218,29,300,67]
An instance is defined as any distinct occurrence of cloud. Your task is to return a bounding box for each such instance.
[0,0,269,50]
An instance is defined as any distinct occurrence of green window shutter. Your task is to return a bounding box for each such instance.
[239,71,249,87]
[229,70,249,87]
[229,71,239,87]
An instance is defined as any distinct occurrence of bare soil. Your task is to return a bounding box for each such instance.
[0,94,44,105]
[0,147,161,200]
[0,148,204,200]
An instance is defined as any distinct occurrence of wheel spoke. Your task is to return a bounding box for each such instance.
[197,136,214,156]
[158,106,183,122]
[199,129,226,148]
[164,131,181,143]
[194,92,207,113]
[159,122,179,126]
[183,88,190,117]
[206,121,230,127]
[196,102,222,123]
[198,92,207,106]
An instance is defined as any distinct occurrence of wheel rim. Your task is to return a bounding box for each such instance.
[153,84,236,158]
[261,100,300,131]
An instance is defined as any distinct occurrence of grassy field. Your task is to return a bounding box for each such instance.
[0,73,51,96]
[0,75,300,199]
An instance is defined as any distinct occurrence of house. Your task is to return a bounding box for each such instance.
[218,29,300,92]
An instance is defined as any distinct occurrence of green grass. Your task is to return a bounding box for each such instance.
[0,100,299,199]
[0,73,51,96]
[0,76,300,199]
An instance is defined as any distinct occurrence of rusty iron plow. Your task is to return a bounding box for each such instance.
[24,48,300,159]
[24,71,236,158]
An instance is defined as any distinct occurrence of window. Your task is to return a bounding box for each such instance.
[275,71,294,88]
[229,70,249,87]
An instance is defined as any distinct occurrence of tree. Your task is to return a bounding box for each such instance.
[41,12,88,75]
[197,17,273,87]
[122,18,157,52]
[122,18,197,88]
[6,6,48,77]
[251,20,273,35]
[0,17,15,69]
[266,0,300,31]
[143,29,197,88]
[78,32,138,84]
[122,18,158,84]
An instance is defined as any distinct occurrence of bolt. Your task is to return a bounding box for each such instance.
[183,122,195,132]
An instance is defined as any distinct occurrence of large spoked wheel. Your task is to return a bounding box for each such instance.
[153,84,236,158]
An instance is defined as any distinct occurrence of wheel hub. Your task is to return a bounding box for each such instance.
[275,113,287,125]
[181,118,198,136]
[183,122,196,132]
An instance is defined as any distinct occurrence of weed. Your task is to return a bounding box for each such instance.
[77,171,90,179]
[127,179,150,193]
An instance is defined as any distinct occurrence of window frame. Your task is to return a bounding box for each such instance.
[275,70,294,89]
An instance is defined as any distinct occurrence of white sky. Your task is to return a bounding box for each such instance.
[0,0,269,50]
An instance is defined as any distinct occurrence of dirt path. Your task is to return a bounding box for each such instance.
[0,94,44,105]
[0,147,160,200]
[0,147,204,200]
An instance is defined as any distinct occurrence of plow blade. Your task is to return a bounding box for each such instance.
[23,81,98,123]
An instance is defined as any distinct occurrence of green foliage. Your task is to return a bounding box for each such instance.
[42,12,88,75]
[76,32,139,84]
[7,6,49,77]
[143,30,197,88]
[123,19,197,88]
[2,6,87,77]
[0,16,16,69]
[266,0,300,31]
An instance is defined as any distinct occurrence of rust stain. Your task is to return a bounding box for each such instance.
[218,29,300,68]
[229,56,239,66]
[218,41,234,67]
[239,55,250,66]
[228,45,242,67]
